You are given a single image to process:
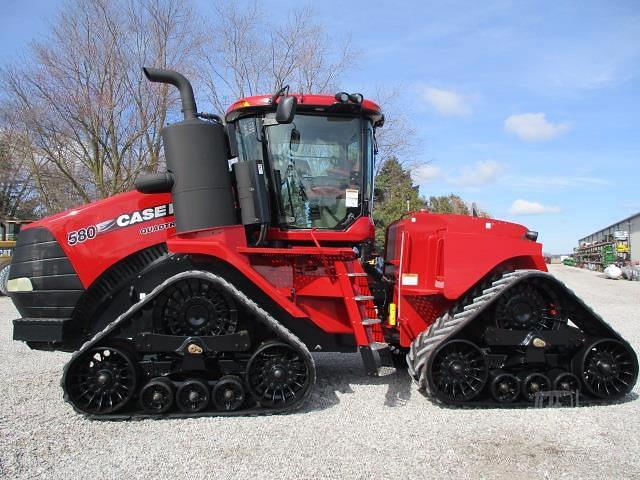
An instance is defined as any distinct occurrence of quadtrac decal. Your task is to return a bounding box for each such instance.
[67,203,174,246]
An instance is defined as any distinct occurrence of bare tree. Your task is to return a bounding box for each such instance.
[0,125,36,218]
[1,0,203,211]
[200,1,355,113]
[1,0,415,216]
[372,85,418,176]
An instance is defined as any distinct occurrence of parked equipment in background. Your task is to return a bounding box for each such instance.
[574,238,631,271]
[575,214,638,276]
[7,68,638,418]
[0,219,32,296]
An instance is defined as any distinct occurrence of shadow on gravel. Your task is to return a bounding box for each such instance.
[301,353,414,413]
[428,390,639,411]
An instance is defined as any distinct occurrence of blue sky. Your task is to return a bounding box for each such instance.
[2,1,639,253]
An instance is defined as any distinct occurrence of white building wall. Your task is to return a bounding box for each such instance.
[630,215,640,263]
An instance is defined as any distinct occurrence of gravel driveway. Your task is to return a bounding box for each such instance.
[1,265,639,479]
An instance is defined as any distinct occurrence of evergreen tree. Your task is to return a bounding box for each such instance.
[372,157,424,248]
[373,161,492,251]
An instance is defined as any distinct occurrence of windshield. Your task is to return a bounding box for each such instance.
[233,113,373,230]
[266,115,363,229]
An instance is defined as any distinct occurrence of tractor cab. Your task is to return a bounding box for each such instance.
[225,93,383,234]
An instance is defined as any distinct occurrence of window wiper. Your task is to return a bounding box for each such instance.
[335,212,356,229]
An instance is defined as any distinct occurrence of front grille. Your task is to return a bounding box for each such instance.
[9,227,83,318]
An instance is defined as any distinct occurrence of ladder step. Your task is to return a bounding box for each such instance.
[354,295,374,301]
[359,343,394,376]
[347,272,368,277]
[361,318,381,326]
[370,341,388,351]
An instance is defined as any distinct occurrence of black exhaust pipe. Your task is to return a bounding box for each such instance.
[142,67,197,120]
[138,67,237,233]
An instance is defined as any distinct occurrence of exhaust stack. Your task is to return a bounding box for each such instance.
[139,67,237,233]
[142,67,197,120]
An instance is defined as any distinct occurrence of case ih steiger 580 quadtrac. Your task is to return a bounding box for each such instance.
[8,68,637,418]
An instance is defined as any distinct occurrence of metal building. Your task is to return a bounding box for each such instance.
[578,212,640,263]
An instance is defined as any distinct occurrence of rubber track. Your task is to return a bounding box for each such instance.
[406,269,632,405]
[61,270,316,420]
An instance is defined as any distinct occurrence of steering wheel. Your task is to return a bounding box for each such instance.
[301,176,346,198]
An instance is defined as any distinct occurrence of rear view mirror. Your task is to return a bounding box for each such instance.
[276,96,297,124]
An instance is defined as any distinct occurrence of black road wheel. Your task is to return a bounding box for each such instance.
[553,372,581,392]
[490,372,520,403]
[176,379,210,413]
[494,283,554,330]
[521,373,550,402]
[246,341,312,409]
[427,339,488,403]
[575,339,638,399]
[154,278,237,336]
[212,376,246,411]
[65,346,137,414]
[139,377,175,414]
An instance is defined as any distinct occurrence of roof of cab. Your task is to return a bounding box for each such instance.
[225,93,382,122]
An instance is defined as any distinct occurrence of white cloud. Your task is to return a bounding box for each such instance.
[509,199,561,215]
[448,160,504,187]
[412,164,442,183]
[504,113,570,142]
[419,86,472,117]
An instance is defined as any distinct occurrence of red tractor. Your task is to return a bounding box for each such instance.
[8,68,637,417]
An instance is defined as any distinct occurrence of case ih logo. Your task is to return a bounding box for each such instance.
[114,203,174,229]
[67,203,174,246]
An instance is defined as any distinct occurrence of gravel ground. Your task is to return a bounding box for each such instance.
[1,264,639,480]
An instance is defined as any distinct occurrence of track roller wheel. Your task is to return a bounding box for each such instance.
[139,377,175,414]
[427,339,488,403]
[154,278,237,336]
[490,372,520,403]
[65,346,137,415]
[176,379,210,413]
[552,372,580,392]
[212,376,245,411]
[246,341,312,409]
[494,283,553,330]
[575,339,638,399]
[521,373,550,402]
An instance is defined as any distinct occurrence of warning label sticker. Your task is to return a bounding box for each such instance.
[401,273,419,286]
[345,189,359,208]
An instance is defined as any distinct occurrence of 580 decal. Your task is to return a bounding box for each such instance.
[67,226,97,245]
[66,202,174,246]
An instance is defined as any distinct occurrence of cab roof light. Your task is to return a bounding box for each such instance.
[335,92,350,103]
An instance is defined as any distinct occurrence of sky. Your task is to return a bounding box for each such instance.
[1,0,639,253]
